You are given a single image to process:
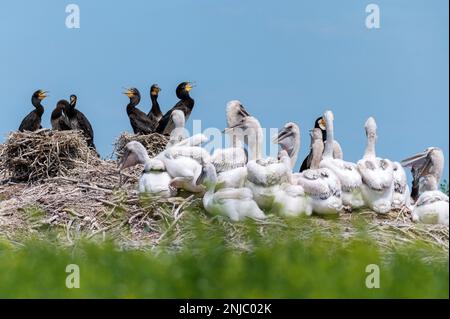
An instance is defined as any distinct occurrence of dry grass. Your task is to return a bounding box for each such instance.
[0,130,448,258]
[0,129,99,182]
[112,132,168,159]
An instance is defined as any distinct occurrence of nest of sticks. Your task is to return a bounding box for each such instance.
[113,132,168,158]
[0,129,99,182]
[0,130,448,258]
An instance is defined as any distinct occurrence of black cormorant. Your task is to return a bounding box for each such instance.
[147,84,163,131]
[51,100,71,131]
[123,88,154,135]
[156,82,194,135]
[18,90,47,132]
[299,117,326,172]
[65,94,96,149]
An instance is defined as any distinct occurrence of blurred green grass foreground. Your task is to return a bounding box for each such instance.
[0,213,448,299]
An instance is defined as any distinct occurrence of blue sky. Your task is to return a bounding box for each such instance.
[0,0,448,178]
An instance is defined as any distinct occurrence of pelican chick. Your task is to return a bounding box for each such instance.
[119,141,175,197]
[159,151,205,193]
[294,129,343,215]
[273,122,300,170]
[197,162,266,222]
[319,111,364,209]
[245,149,292,210]
[166,110,188,148]
[412,175,448,226]
[210,129,248,189]
[357,117,394,214]
[299,116,343,172]
[391,162,411,209]
[226,100,250,128]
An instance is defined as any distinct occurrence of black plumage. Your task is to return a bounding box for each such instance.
[156,82,194,135]
[18,90,47,132]
[299,116,327,172]
[124,88,154,135]
[147,84,163,131]
[65,94,96,149]
[51,100,71,131]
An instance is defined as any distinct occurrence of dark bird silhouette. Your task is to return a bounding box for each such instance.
[51,100,71,131]
[123,88,154,135]
[299,116,343,172]
[156,82,194,135]
[147,84,163,131]
[299,117,327,172]
[65,94,96,150]
[18,90,47,132]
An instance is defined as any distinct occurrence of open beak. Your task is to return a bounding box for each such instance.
[38,91,49,99]
[122,88,134,97]
[185,83,193,92]
[400,150,429,168]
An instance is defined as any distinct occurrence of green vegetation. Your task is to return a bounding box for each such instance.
[440,180,449,196]
[0,214,448,299]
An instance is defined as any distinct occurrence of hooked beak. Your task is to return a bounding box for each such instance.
[273,127,291,144]
[238,105,250,117]
[185,82,195,92]
[38,91,49,99]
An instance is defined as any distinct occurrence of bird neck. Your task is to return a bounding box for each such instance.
[310,140,323,169]
[248,128,263,160]
[31,97,44,116]
[323,119,334,158]
[150,94,162,114]
[178,92,194,106]
[127,96,141,114]
[364,135,376,158]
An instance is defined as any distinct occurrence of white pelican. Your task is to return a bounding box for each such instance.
[294,128,343,215]
[299,116,343,172]
[118,141,175,197]
[391,162,411,209]
[166,110,187,148]
[319,111,364,209]
[412,175,448,226]
[229,116,292,210]
[401,147,444,202]
[357,117,394,214]
[226,100,250,128]
[197,162,266,222]
[160,151,205,193]
[210,129,248,189]
[273,122,300,170]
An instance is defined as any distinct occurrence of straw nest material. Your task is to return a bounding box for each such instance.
[0,130,448,258]
[113,132,168,158]
[0,129,99,182]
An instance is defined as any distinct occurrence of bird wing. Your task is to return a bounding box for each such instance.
[213,188,253,204]
[19,111,40,132]
[129,109,154,134]
[211,147,247,173]
[156,101,191,134]
[163,146,211,164]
